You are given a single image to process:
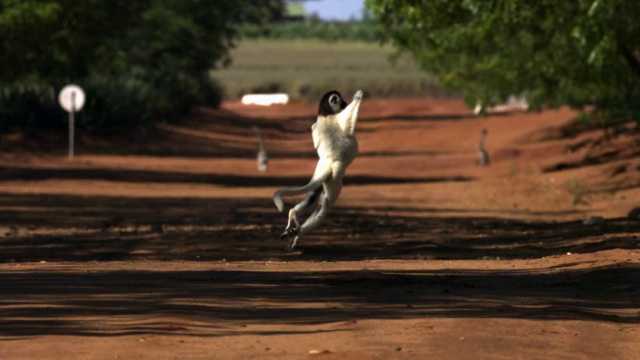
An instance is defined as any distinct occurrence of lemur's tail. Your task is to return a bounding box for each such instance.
[273,177,324,212]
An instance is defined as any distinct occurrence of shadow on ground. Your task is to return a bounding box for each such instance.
[0,263,638,338]
[1,192,638,263]
[1,103,639,341]
[0,166,473,187]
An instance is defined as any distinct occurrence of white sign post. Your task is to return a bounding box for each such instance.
[58,85,85,160]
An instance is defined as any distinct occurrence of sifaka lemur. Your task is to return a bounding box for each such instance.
[273,90,363,251]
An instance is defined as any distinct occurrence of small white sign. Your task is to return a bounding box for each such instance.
[58,84,85,112]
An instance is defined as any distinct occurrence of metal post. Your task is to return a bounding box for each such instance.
[68,91,75,160]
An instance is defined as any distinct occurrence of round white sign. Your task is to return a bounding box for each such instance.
[58,84,86,112]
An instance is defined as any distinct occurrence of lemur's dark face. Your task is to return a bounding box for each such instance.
[318,90,347,116]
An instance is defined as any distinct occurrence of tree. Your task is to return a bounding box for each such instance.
[365,0,640,115]
[0,1,148,82]
[0,0,283,131]
[1,0,283,82]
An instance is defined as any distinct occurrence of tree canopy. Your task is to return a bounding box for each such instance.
[366,0,640,113]
[0,0,283,131]
[1,0,283,83]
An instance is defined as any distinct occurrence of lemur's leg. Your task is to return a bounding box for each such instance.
[277,159,332,240]
[285,194,329,252]
[281,187,321,241]
[286,235,300,253]
[284,176,343,251]
[295,188,323,215]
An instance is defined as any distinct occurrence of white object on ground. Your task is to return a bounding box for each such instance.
[242,93,289,106]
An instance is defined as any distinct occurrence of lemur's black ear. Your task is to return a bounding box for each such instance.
[318,90,347,116]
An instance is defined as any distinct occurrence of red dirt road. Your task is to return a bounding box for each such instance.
[0,97,639,359]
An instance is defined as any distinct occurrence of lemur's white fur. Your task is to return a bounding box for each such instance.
[274,90,363,251]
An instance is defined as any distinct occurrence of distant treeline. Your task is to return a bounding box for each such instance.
[240,17,385,43]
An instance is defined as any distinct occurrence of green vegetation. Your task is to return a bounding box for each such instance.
[366,0,640,124]
[568,178,589,205]
[5,0,639,134]
[213,40,446,101]
[0,0,282,133]
[240,13,384,43]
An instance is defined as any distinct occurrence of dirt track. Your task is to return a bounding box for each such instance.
[1,97,639,359]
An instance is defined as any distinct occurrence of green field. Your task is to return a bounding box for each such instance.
[212,40,450,101]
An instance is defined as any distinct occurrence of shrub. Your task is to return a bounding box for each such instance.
[0,74,223,134]
[0,83,65,131]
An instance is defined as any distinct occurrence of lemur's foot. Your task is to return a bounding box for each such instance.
[285,236,299,252]
[280,225,298,241]
[281,225,299,252]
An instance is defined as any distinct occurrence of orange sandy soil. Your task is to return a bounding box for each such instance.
[0,97,639,359]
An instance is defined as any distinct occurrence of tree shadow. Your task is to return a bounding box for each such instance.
[0,263,637,337]
[0,166,474,187]
[0,164,638,339]
[0,106,309,158]
[1,193,638,263]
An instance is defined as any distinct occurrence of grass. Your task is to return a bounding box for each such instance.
[211,40,450,101]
